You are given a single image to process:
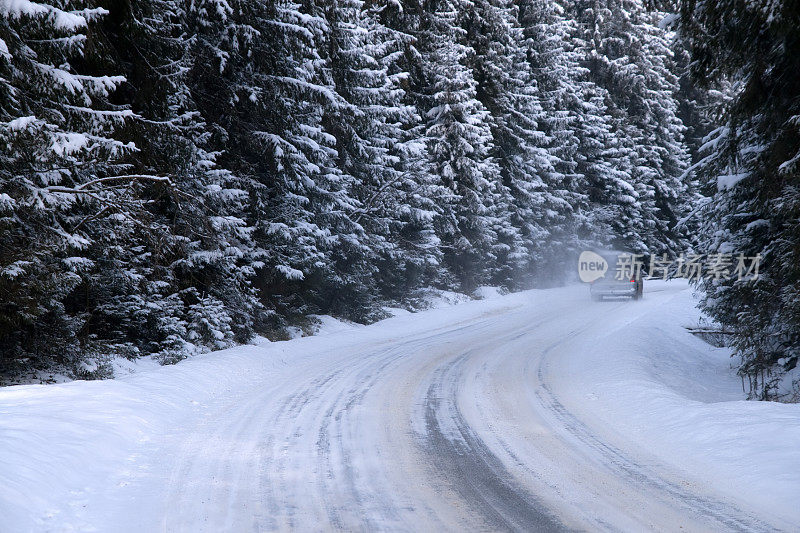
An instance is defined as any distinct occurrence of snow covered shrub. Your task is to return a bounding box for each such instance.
[185,290,236,352]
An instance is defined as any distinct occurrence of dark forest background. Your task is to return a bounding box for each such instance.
[1,0,797,399]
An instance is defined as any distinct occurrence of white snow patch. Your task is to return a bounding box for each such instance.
[473,285,504,300]
[0,1,87,31]
[717,171,749,190]
[415,288,472,309]
[658,13,679,29]
[382,306,412,318]
[309,315,360,336]
[110,355,162,377]
[51,132,88,156]
[5,115,37,131]
[275,264,304,280]
[0,193,15,211]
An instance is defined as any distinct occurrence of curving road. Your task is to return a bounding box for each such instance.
[118,283,779,532]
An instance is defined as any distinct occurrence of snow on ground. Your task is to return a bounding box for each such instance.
[473,285,506,300]
[0,288,511,531]
[0,280,798,531]
[308,314,361,336]
[549,281,800,525]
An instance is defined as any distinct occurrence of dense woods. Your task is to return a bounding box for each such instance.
[673,0,800,399]
[0,0,797,399]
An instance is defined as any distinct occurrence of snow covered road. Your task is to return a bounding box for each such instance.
[2,281,799,531]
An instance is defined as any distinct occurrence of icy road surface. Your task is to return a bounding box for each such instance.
[2,280,800,532]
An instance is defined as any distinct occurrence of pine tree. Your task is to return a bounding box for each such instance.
[411,1,506,291]
[528,0,641,252]
[677,0,800,399]
[0,2,143,376]
[322,0,444,310]
[670,35,713,166]
[0,0,717,382]
[80,0,261,361]
[517,0,587,266]
[462,0,579,287]
[187,0,367,326]
[563,0,690,254]
[1,1,264,377]
[362,0,453,302]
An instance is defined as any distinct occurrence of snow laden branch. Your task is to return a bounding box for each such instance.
[43,174,174,195]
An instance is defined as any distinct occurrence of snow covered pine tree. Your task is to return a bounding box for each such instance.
[676,0,800,399]
[1,2,143,377]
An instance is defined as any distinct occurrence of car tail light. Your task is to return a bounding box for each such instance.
[630,279,636,283]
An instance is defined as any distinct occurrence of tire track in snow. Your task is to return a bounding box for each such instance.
[421,348,566,532]
[139,286,788,532]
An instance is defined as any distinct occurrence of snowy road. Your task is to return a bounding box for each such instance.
[3,281,800,532]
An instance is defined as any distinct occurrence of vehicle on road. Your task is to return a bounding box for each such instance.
[589,250,644,301]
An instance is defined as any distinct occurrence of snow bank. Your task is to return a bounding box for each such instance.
[473,285,505,300]
[551,280,800,525]
[0,344,274,531]
[0,290,522,531]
